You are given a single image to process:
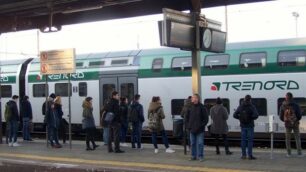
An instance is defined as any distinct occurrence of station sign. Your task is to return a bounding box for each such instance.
[40,48,76,75]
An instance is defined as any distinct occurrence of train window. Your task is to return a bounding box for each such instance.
[278,50,306,67]
[120,83,134,101]
[171,99,185,116]
[239,98,267,116]
[240,52,267,68]
[172,57,191,71]
[79,82,87,97]
[33,84,48,97]
[152,58,163,72]
[204,98,230,114]
[111,59,128,65]
[55,83,72,97]
[103,84,115,104]
[89,61,105,67]
[76,62,83,68]
[204,54,229,69]
[1,85,12,98]
[277,98,306,116]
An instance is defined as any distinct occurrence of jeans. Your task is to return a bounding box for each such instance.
[120,121,128,143]
[108,123,121,151]
[152,130,169,149]
[285,125,302,155]
[9,120,18,143]
[241,127,254,157]
[190,132,204,159]
[103,127,109,145]
[48,126,59,146]
[131,122,142,148]
[23,117,31,140]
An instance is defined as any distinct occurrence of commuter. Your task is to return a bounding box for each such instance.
[180,96,192,149]
[6,95,21,147]
[234,95,258,160]
[119,97,129,147]
[186,94,208,161]
[21,95,33,141]
[46,102,62,148]
[82,97,99,151]
[105,91,124,153]
[129,94,145,149]
[54,96,67,144]
[100,101,109,146]
[148,96,175,154]
[210,97,232,155]
[279,92,303,157]
[42,93,56,144]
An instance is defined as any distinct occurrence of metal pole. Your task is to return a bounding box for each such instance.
[68,74,72,149]
[0,66,2,144]
[45,75,48,147]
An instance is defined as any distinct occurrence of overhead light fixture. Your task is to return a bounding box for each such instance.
[40,25,62,33]
[62,6,103,14]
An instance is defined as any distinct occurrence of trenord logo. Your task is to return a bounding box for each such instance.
[211,80,299,91]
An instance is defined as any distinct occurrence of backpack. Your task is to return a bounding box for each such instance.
[4,103,12,122]
[148,107,160,131]
[284,105,298,128]
[128,105,139,122]
[240,106,252,124]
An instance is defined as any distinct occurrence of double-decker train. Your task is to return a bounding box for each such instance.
[1,37,306,139]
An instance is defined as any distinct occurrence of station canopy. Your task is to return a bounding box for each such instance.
[0,0,272,34]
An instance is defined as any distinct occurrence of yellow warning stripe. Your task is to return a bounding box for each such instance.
[0,153,261,172]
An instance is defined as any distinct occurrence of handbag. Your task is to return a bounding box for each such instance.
[104,112,115,123]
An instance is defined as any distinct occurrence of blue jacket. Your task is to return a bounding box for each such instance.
[234,101,259,128]
[21,100,32,119]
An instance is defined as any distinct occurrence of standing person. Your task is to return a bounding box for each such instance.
[82,97,99,151]
[129,94,145,149]
[106,91,124,153]
[119,97,129,147]
[279,92,303,157]
[210,97,232,155]
[148,96,175,154]
[186,94,208,161]
[180,96,192,150]
[54,96,67,144]
[100,101,109,146]
[7,95,20,147]
[234,95,259,160]
[21,96,33,141]
[46,102,62,148]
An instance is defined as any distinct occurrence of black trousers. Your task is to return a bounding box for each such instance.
[59,119,67,143]
[108,123,121,151]
[212,134,230,153]
[85,128,96,148]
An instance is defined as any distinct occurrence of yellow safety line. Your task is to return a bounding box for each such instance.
[0,153,262,172]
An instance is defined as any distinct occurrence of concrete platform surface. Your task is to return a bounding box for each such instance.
[0,139,305,172]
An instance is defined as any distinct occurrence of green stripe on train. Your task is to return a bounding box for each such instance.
[28,71,99,83]
[0,76,16,84]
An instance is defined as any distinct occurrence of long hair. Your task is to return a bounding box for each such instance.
[54,96,62,105]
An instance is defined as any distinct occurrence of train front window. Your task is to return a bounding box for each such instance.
[172,57,192,71]
[103,84,115,104]
[239,98,267,116]
[55,83,72,97]
[240,52,267,68]
[204,54,229,69]
[278,50,306,67]
[120,83,134,101]
[79,82,87,97]
[204,98,230,115]
[33,84,48,97]
[278,98,306,116]
[1,85,12,98]
[152,58,163,72]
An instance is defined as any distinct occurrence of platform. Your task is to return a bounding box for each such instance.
[0,139,304,172]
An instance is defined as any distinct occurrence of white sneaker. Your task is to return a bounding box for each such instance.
[286,154,291,158]
[154,149,159,154]
[8,142,13,147]
[12,142,21,147]
[165,148,175,153]
[120,143,128,147]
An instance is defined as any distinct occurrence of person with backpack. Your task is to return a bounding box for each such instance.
[234,95,259,160]
[129,94,145,149]
[186,94,208,161]
[119,97,129,147]
[210,97,232,155]
[279,92,303,157]
[105,91,124,153]
[148,96,175,154]
[6,95,20,147]
[21,95,33,141]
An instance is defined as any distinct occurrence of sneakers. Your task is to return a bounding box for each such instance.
[248,156,257,160]
[154,149,159,154]
[198,157,204,162]
[241,155,247,160]
[165,148,175,153]
[8,142,13,147]
[286,154,291,158]
[189,157,196,161]
[120,143,128,147]
[12,142,21,147]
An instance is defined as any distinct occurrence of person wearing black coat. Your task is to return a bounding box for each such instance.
[233,95,259,160]
[46,102,62,148]
[119,97,129,147]
[7,95,20,147]
[186,94,208,161]
[21,96,33,141]
[54,96,67,144]
[105,91,124,153]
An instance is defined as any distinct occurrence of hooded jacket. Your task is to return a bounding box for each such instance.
[279,100,302,122]
[148,102,165,132]
[210,104,229,134]
[21,99,32,119]
[233,101,259,128]
[186,102,208,134]
[82,100,95,129]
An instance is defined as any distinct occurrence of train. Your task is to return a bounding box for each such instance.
[1,37,306,139]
